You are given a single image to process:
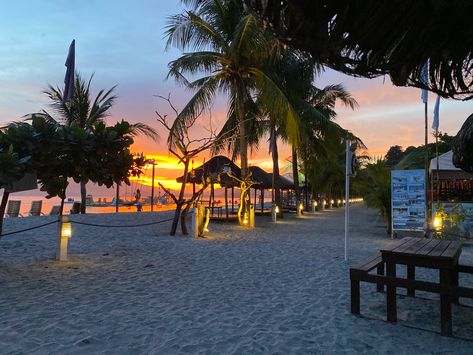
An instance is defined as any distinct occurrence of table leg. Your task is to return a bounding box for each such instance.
[407,265,415,297]
[440,269,453,336]
[452,269,459,304]
[351,279,360,314]
[376,263,385,292]
[386,261,397,322]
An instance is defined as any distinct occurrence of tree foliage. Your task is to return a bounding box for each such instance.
[244,0,473,99]
[353,159,392,234]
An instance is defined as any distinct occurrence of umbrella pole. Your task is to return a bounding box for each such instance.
[261,189,264,213]
[225,186,229,221]
[231,187,234,213]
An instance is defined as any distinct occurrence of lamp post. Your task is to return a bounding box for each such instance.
[146,158,156,212]
[151,161,156,211]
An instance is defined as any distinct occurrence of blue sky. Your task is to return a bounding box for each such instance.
[1,0,471,161]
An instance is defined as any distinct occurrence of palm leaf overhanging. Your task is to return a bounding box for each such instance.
[244,0,473,100]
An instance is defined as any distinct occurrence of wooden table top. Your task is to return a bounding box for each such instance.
[380,237,462,267]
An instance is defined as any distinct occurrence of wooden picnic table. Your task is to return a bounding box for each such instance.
[380,237,462,336]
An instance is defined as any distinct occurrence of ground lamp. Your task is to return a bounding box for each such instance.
[312,200,317,212]
[57,216,72,261]
[433,214,443,231]
[298,202,304,216]
[272,204,280,222]
[330,199,334,208]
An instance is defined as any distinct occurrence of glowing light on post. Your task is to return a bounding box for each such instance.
[433,215,443,230]
[275,205,280,214]
[243,212,249,225]
[61,221,72,238]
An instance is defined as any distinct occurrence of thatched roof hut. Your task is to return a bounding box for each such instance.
[248,166,295,190]
[176,155,241,187]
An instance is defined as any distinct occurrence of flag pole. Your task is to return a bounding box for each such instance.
[424,100,429,224]
[344,139,350,261]
[421,62,429,227]
[433,95,441,207]
[435,130,439,202]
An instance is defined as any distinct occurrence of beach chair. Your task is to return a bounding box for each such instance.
[28,200,44,216]
[49,205,61,216]
[5,200,22,217]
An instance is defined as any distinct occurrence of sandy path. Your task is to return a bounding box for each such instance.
[1,206,473,354]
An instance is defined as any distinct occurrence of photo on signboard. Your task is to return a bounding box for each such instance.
[392,176,407,184]
[393,207,409,217]
[409,174,424,184]
[393,184,407,193]
[408,184,424,193]
[393,200,407,207]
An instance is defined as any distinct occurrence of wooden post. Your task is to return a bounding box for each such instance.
[377,263,385,292]
[225,186,229,221]
[151,163,155,212]
[386,261,397,322]
[231,186,234,213]
[440,269,453,336]
[351,279,360,314]
[407,265,415,297]
[452,269,459,304]
[261,189,264,213]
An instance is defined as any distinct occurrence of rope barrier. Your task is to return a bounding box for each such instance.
[0,220,59,237]
[1,211,194,236]
[70,217,175,228]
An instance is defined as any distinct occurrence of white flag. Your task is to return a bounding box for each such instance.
[432,95,440,130]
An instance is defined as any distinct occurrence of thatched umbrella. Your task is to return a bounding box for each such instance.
[176,155,241,219]
[453,113,473,173]
[248,166,272,212]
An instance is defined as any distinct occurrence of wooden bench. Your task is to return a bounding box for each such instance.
[350,253,385,314]
[350,238,473,336]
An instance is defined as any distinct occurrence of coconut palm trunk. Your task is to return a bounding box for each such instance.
[292,146,301,210]
[270,123,282,216]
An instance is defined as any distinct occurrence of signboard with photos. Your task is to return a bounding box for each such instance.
[391,169,426,232]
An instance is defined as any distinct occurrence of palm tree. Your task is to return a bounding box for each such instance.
[296,84,358,206]
[166,0,298,225]
[42,73,158,213]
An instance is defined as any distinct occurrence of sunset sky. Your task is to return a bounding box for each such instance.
[1,0,471,196]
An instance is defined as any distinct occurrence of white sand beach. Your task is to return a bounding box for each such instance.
[1,205,473,354]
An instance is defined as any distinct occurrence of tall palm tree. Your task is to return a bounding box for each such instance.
[43,73,158,213]
[296,84,359,206]
[166,0,298,224]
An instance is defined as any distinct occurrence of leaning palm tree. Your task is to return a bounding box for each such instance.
[166,0,298,225]
[42,73,159,213]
